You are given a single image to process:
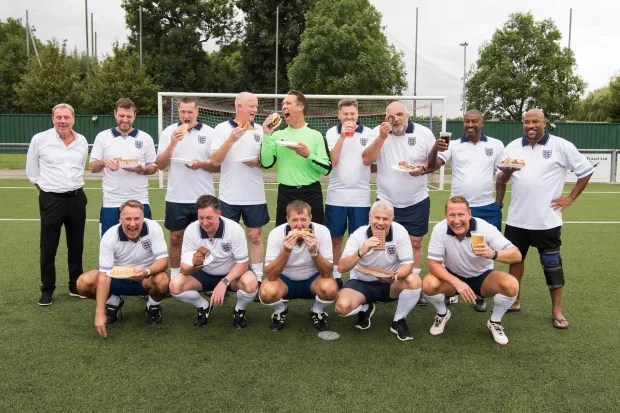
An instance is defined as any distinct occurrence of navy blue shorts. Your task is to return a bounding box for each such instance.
[100,204,152,238]
[192,270,233,293]
[447,268,493,297]
[220,200,270,228]
[110,278,147,296]
[470,203,502,232]
[164,201,197,232]
[281,273,319,299]
[325,205,370,237]
[343,279,396,303]
[391,197,430,237]
[504,225,561,261]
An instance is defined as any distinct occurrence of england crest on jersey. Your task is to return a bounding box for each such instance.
[360,137,368,146]
[198,135,207,144]
[408,136,416,146]
[221,242,231,253]
[135,140,143,149]
[253,133,261,143]
[485,148,493,157]
[543,150,552,159]
[141,239,152,250]
[386,245,396,255]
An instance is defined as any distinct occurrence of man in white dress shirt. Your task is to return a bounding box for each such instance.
[26,103,89,305]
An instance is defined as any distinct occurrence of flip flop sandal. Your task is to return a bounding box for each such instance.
[552,317,569,329]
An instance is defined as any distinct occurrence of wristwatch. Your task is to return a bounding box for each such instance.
[221,277,231,287]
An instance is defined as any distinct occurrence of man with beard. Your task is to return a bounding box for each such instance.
[335,200,421,341]
[76,200,170,337]
[496,109,593,328]
[89,98,157,237]
[260,90,331,226]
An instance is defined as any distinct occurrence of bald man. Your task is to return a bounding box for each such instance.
[210,92,268,285]
[362,102,437,291]
[497,108,593,329]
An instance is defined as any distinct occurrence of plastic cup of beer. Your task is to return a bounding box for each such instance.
[439,132,452,148]
[344,121,355,137]
[471,233,485,247]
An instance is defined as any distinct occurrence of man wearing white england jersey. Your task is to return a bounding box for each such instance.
[76,200,170,338]
[324,98,375,287]
[156,97,218,279]
[497,109,593,329]
[210,92,269,285]
[89,98,158,237]
[169,195,258,329]
[423,196,521,345]
[362,102,436,287]
[335,200,421,341]
[426,109,506,312]
[260,201,338,332]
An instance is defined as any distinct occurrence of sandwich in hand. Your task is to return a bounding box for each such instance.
[267,113,282,130]
[290,227,313,239]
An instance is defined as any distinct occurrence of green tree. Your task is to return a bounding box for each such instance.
[0,18,31,112]
[609,75,620,122]
[236,0,317,93]
[570,86,613,122]
[288,0,406,95]
[465,12,585,120]
[204,41,245,92]
[82,44,162,114]
[13,40,84,113]
[122,0,239,91]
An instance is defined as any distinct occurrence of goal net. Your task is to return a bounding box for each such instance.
[157,93,447,190]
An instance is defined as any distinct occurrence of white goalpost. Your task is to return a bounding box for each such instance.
[156,92,448,190]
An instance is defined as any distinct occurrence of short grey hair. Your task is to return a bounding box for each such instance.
[370,200,394,217]
[52,103,75,117]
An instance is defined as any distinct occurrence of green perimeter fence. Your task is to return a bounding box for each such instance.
[1,114,619,153]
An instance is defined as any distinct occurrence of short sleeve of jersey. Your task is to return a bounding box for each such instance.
[264,225,285,265]
[427,221,447,261]
[211,123,228,151]
[342,226,364,257]
[148,220,169,260]
[231,224,249,263]
[90,131,106,161]
[560,139,593,178]
[181,221,200,255]
[315,224,334,263]
[142,133,157,164]
[98,226,118,272]
[393,223,414,264]
[325,127,339,150]
[157,125,174,155]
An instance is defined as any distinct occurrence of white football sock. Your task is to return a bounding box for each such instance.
[170,267,181,277]
[333,266,342,279]
[393,288,421,321]
[146,296,161,307]
[491,293,517,323]
[106,294,121,306]
[427,293,447,315]
[262,298,286,314]
[172,290,210,309]
[251,263,263,282]
[235,289,257,311]
[311,296,334,314]
[343,303,368,317]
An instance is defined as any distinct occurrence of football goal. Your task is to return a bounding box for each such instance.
[157,92,448,190]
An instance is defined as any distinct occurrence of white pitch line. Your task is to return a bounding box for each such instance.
[1,218,619,225]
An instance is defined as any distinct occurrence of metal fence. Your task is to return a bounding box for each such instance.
[1,114,619,153]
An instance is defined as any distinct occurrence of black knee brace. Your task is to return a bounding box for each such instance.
[539,249,564,289]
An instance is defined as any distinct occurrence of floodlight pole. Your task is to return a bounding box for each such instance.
[274,6,279,111]
[139,5,143,66]
[460,41,468,117]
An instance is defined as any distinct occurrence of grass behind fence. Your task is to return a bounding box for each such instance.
[0,181,619,412]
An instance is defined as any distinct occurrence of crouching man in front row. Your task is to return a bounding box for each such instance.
[77,200,170,337]
[335,200,422,341]
[423,196,521,345]
[260,200,338,332]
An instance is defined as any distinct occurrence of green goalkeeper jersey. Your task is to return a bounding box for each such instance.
[260,125,332,186]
